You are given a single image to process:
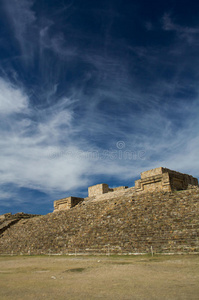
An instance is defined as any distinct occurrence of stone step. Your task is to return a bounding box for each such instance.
[0,189,198,254]
[0,219,20,234]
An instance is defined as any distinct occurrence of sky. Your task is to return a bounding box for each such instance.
[0,0,199,214]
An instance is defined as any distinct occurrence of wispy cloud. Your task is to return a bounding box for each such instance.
[0,78,29,114]
[162,13,199,44]
[39,25,77,59]
[0,2,199,213]
[0,71,199,209]
[3,0,76,65]
[0,78,83,192]
[3,0,36,62]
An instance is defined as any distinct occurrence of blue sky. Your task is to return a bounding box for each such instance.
[0,0,199,214]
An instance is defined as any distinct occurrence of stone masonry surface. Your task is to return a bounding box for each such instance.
[54,167,198,212]
[54,197,84,212]
[135,167,198,193]
[0,213,40,235]
[0,186,199,255]
[0,167,198,255]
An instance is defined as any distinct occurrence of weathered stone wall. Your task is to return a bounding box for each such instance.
[135,167,198,193]
[88,184,128,198]
[141,167,164,179]
[169,170,198,189]
[0,213,40,235]
[112,186,128,192]
[53,168,198,212]
[0,187,199,255]
[54,197,84,212]
[88,183,109,197]
[0,213,12,221]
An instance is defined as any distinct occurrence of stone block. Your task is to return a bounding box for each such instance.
[136,167,198,193]
[112,186,128,192]
[141,167,164,179]
[88,184,109,197]
[54,197,84,212]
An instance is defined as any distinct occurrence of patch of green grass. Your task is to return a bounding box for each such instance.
[64,268,85,273]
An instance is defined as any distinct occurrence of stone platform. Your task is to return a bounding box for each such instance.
[53,167,198,212]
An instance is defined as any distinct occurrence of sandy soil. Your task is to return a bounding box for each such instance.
[0,254,198,300]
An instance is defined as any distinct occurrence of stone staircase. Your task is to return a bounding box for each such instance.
[0,188,198,255]
[0,213,40,235]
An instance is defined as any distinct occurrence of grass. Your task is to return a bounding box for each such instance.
[0,254,199,299]
[64,267,85,273]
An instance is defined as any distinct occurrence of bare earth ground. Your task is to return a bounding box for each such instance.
[0,255,198,300]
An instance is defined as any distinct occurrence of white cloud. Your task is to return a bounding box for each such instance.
[0,77,142,194]
[0,79,91,193]
[0,190,15,200]
[3,0,36,61]
[0,73,199,203]
[4,0,76,63]
[39,24,77,59]
[162,13,199,44]
[0,4,199,206]
[0,78,29,114]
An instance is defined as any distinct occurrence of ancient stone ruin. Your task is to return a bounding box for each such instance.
[0,213,40,235]
[88,183,128,197]
[134,167,198,192]
[54,167,198,212]
[0,166,199,255]
[54,197,84,212]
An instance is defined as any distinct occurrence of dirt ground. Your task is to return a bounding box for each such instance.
[0,254,198,300]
